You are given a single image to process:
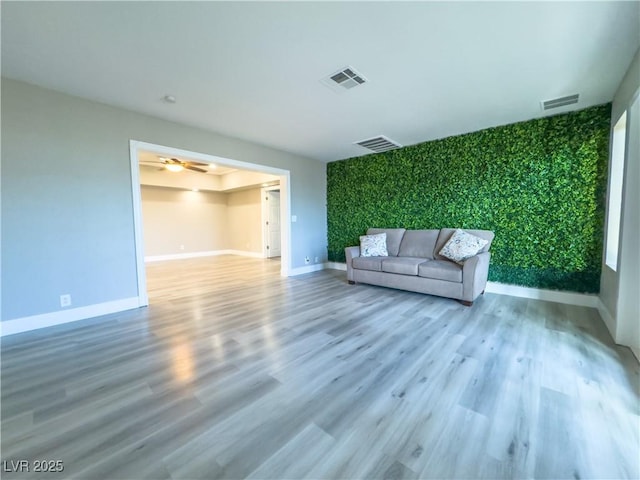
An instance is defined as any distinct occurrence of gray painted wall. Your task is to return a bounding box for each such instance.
[141,185,264,257]
[141,186,228,256]
[226,188,263,253]
[1,79,327,321]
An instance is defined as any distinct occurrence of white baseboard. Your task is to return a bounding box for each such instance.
[596,300,640,363]
[145,250,222,262]
[485,282,599,308]
[225,250,265,259]
[326,261,347,271]
[325,262,599,308]
[145,250,264,262]
[1,263,607,339]
[596,299,617,339]
[1,297,140,337]
[289,263,326,276]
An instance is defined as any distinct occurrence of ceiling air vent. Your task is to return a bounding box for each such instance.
[541,93,579,111]
[321,66,368,92]
[355,135,402,153]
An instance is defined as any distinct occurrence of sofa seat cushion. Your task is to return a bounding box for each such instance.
[418,260,463,283]
[381,257,428,276]
[352,256,384,272]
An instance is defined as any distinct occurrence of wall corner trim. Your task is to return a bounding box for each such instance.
[0,297,141,337]
[596,299,616,339]
[595,299,637,363]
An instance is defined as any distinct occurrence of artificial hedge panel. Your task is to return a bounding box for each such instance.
[327,105,611,293]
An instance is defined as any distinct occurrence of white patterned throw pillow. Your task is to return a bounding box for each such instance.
[359,233,388,257]
[439,229,488,265]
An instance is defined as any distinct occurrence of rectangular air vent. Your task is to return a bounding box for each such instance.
[321,66,368,92]
[355,135,402,153]
[541,94,579,111]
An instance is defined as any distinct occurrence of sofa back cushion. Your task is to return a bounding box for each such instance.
[397,229,440,259]
[367,228,406,256]
[434,228,495,261]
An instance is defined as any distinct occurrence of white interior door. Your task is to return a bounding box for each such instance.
[267,190,281,257]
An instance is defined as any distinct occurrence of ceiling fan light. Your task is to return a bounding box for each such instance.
[165,164,184,172]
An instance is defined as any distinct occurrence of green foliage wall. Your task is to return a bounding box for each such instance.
[327,105,611,293]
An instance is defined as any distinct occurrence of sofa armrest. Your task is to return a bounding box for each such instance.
[462,252,491,302]
[345,246,360,282]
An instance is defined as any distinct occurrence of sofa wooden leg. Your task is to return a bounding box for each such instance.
[348,280,355,285]
[481,290,485,295]
[460,300,473,307]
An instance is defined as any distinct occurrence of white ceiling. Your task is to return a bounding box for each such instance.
[2,2,639,162]
[138,149,280,192]
[138,150,238,175]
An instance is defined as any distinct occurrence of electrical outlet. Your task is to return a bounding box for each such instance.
[304,256,310,264]
[180,245,185,250]
[60,294,71,308]
[314,256,319,263]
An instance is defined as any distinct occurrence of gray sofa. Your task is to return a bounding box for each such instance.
[345,228,495,306]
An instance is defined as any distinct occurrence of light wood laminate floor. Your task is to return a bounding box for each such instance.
[2,256,639,479]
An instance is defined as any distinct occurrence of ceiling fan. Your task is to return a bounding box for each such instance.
[146,156,209,173]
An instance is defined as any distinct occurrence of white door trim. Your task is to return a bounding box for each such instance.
[129,141,149,307]
[129,140,293,307]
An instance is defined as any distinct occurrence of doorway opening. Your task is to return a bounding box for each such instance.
[129,140,292,307]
